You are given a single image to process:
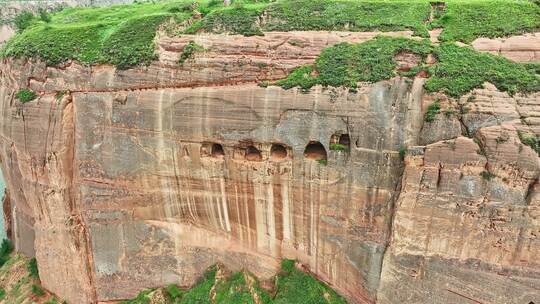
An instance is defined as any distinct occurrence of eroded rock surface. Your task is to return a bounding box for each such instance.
[0,32,539,304]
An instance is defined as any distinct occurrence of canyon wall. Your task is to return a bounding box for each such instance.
[0,31,539,304]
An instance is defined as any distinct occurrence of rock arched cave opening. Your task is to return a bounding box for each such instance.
[304,141,327,161]
[245,146,263,162]
[270,144,288,160]
[211,143,225,158]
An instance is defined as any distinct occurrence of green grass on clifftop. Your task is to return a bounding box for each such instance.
[277,36,540,97]
[425,43,540,96]
[276,36,432,89]
[190,0,432,36]
[2,0,539,68]
[431,0,540,43]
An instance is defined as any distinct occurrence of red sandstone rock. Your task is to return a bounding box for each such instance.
[0,31,539,304]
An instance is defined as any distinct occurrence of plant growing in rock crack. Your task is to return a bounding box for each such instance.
[28,257,39,279]
[55,91,66,101]
[330,143,349,151]
[517,131,540,156]
[425,99,441,122]
[178,41,205,65]
[480,171,495,181]
[15,89,37,103]
[398,147,407,159]
[31,284,45,296]
[443,108,455,118]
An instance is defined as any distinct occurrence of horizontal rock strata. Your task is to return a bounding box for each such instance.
[0,31,539,304]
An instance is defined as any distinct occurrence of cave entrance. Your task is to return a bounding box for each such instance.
[339,134,350,146]
[270,144,288,161]
[304,141,327,161]
[211,143,225,158]
[245,146,262,162]
[201,142,225,158]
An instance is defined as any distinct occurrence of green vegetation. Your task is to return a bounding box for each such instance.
[31,284,45,297]
[13,12,35,33]
[278,36,539,97]
[165,284,183,302]
[178,41,205,65]
[480,170,496,181]
[277,36,432,89]
[398,147,407,159]
[0,239,14,267]
[425,43,539,97]
[103,14,171,69]
[518,131,540,156]
[55,91,66,101]
[1,1,189,67]
[189,3,267,36]
[274,260,345,304]
[318,159,328,166]
[28,258,39,279]
[191,0,431,36]
[432,0,540,43]
[39,9,52,23]
[0,288,5,300]
[3,0,538,69]
[425,100,441,122]
[330,143,349,151]
[124,260,345,303]
[177,266,217,304]
[15,89,37,103]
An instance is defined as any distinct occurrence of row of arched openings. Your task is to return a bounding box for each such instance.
[202,133,350,163]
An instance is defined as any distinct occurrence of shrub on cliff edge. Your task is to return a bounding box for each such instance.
[0,239,13,267]
[15,89,37,103]
[276,36,432,89]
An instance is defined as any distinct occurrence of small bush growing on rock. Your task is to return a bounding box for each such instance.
[517,131,540,156]
[480,171,496,181]
[31,284,45,297]
[13,12,35,33]
[178,41,205,65]
[39,9,51,23]
[15,89,37,103]
[329,143,348,151]
[277,37,432,90]
[424,100,441,122]
[0,239,14,267]
[28,257,39,279]
[165,284,183,301]
[398,147,407,159]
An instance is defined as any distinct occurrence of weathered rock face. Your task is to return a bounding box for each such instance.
[0,31,539,304]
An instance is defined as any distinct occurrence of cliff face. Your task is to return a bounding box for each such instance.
[0,31,539,304]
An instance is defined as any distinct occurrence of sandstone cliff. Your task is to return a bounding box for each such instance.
[0,1,539,303]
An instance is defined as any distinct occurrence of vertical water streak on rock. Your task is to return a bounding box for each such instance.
[156,90,171,219]
[281,170,294,244]
[265,180,277,255]
[219,177,231,232]
[253,178,267,252]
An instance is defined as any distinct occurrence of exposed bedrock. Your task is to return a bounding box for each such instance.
[0,32,539,303]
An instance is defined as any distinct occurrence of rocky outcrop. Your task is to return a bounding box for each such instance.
[0,31,539,304]
[472,33,540,63]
